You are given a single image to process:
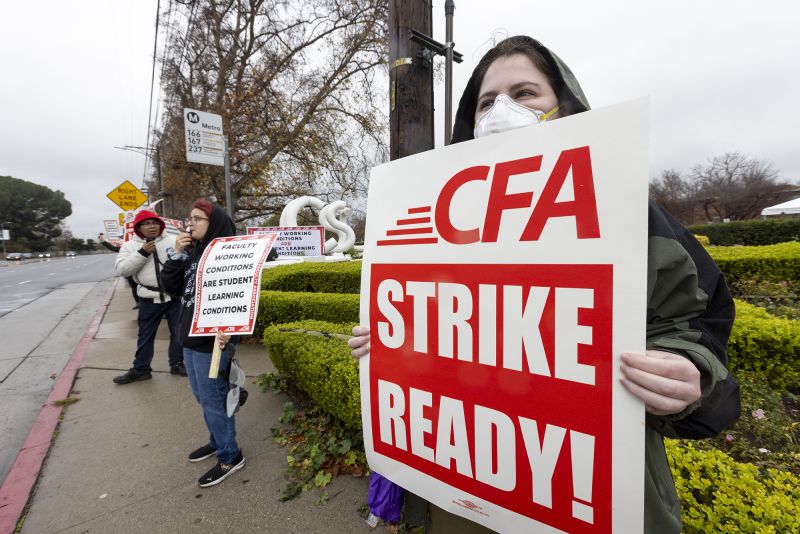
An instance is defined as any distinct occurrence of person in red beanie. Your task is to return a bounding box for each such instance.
[113,210,186,384]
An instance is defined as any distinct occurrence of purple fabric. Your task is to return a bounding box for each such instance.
[368,472,405,523]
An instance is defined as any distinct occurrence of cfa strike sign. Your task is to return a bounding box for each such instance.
[190,233,277,335]
[360,100,649,533]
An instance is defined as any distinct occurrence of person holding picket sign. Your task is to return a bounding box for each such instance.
[349,35,739,533]
[160,199,247,488]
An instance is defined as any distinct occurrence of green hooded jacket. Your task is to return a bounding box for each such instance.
[419,35,740,534]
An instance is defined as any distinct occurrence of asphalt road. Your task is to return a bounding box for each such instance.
[0,253,119,484]
[0,253,117,318]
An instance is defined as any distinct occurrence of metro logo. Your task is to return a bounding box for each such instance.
[378,146,599,246]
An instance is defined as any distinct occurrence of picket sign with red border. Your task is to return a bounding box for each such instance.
[189,233,278,336]
[246,226,325,257]
[360,100,650,533]
[122,217,183,242]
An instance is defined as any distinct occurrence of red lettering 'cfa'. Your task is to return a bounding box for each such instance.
[435,165,490,244]
[481,156,542,243]
[521,146,599,241]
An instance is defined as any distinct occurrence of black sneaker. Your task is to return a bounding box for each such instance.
[170,363,188,376]
[112,368,152,385]
[188,444,217,463]
[198,453,245,487]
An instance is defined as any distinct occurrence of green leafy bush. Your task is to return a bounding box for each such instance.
[263,320,361,429]
[262,261,362,293]
[667,440,800,533]
[266,400,366,501]
[255,290,359,338]
[728,300,800,391]
[700,371,800,473]
[727,278,800,321]
[706,242,800,284]
[688,218,800,246]
[694,234,710,246]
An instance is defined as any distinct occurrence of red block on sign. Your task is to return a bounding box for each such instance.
[369,263,613,533]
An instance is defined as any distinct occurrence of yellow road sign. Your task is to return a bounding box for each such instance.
[118,213,125,226]
[106,180,147,211]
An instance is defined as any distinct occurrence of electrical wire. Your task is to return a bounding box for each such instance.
[142,0,162,189]
[146,0,179,189]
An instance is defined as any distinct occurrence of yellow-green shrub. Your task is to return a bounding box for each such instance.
[667,440,800,533]
[729,300,800,390]
[707,242,800,284]
[255,290,359,338]
[262,261,362,293]
[688,218,800,246]
[263,320,361,429]
[694,234,710,246]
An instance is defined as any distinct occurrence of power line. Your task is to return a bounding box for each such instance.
[146,0,178,186]
[142,0,162,189]
[162,0,198,120]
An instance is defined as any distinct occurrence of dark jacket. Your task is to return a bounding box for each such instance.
[99,240,121,253]
[444,35,739,534]
[161,204,238,353]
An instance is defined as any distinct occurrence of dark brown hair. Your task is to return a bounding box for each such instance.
[471,36,581,118]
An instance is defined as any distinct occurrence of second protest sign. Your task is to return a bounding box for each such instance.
[190,233,277,336]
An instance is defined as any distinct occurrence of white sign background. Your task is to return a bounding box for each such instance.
[359,100,649,533]
[103,219,120,237]
[190,233,277,335]
[183,108,225,166]
[246,226,325,257]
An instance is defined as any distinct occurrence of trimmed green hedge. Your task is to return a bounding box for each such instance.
[688,218,800,246]
[255,290,359,338]
[728,300,800,391]
[263,320,361,429]
[259,300,800,425]
[262,261,362,293]
[262,318,800,532]
[667,440,800,533]
[707,242,800,284]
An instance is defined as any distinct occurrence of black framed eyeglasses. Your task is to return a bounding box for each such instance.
[185,216,209,226]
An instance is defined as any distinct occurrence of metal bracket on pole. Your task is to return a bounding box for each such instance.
[408,0,461,145]
[409,30,462,63]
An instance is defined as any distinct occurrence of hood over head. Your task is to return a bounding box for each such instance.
[132,210,165,239]
[452,35,590,144]
[193,203,236,258]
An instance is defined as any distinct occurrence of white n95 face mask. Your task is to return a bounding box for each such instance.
[473,94,559,139]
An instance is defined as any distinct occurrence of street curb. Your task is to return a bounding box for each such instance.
[0,278,119,534]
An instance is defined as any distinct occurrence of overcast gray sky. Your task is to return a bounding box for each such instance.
[1,1,798,240]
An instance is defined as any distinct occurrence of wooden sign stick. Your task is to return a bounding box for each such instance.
[208,339,222,379]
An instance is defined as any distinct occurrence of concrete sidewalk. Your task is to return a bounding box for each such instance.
[19,280,372,534]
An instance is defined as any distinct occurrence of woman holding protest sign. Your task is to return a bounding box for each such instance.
[161,199,246,487]
[349,35,739,533]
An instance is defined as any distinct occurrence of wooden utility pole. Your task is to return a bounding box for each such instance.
[389,0,434,160]
[387,8,434,526]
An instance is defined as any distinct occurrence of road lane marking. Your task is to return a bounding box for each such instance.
[48,273,55,276]
[18,280,31,285]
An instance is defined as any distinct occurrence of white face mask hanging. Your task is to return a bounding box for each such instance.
[473,94,559,139]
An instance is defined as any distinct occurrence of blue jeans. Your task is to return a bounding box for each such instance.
[133,299,182,371]
[183,346,240,464]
